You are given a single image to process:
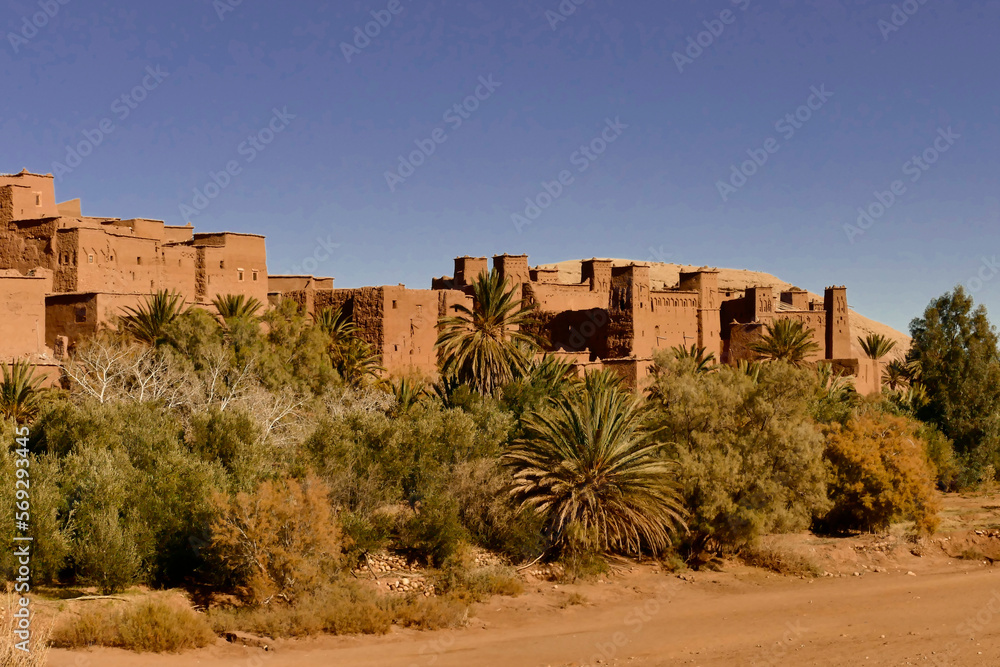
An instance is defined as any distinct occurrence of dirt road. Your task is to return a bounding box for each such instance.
[48,560,1000,667]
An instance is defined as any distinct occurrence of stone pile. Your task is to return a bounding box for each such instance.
[352,552,436,596]
[385,577,435,596]
[352,552,418,577]
[522,563,565,581]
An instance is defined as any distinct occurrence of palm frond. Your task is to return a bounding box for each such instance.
[436,269,541,395]
[0,360,45,423]
[670,344,717,373]
[120,290,187,345]
[212,294,263,322]
[503,370,687,555]
[749,319,820,366]
[858,333,897,361]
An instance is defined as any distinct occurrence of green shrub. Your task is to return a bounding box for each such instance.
[187,407,266,492]
[821,413,940,534]
[449,459,546,563]
[341,510,394,564]
[33,400,226,588]
[920,423,960,491]
[396,494,467,567]
[649,360,829,560]
[74,508,141,595]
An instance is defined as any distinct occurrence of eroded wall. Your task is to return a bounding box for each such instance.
[0,271,48,360]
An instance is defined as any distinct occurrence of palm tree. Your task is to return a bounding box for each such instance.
[212,294,263,322]
[816,362,854,402]
[503,370,687,555]
[749,319,820,366]
[391,377,428,414]
[858,333,897,361]
[315,306,357,347]
[736,359,763,384]
[523,352,576,391]
[0,360,45,423]
[120,290,187,344]
[332,336,384,387]
[436,269,541,395]
[670,344,717,373]
[882,359,911,391]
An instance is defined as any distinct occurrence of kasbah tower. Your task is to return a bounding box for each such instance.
[0,169,880,393]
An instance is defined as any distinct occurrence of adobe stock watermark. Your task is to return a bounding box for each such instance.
[213,0,244,22]
[843,126,960,244]
[672,0,752,74]
[922,587,1000,666]
[757,620,809,666]
[50,66,170,181]
[291,235,342,276]
[877,0,932,41]
[715,85,833,203]
[511,116,628,232]
[178,107,296,220]
[965,256,1000,295]
[544,0,590,31]
[341,0,407,63]
[578,581,680,666]
[647,245,675,264]
[6,0,70,54]
[383,74,502,192]
[12,426,33,654]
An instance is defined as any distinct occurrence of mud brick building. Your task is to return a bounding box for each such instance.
[431,255,880,393]
[268,278,471,377]
[1,168,880,393]
[0,169,267,365]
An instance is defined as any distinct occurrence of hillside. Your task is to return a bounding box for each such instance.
[538,259,910,360]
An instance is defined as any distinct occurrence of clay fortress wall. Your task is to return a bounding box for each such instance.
[0,170,880,393]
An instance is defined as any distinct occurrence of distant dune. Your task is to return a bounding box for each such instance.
[538,259,911,359]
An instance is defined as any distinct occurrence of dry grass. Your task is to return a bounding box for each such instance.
[454,566,524,601]
[51,598,215,653]
[558,591,589,608]
[740,544,821,577]
[210,584,391,638]
[210,580,474,638]
[0,591,50,667]
[389,595,469,630]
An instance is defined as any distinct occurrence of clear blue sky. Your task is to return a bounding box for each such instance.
[2,0,997,333]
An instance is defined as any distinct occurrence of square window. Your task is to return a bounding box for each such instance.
[35,194,41,206]
[137,257,142,265]
[238,269,245,282]
[392,300,397,309]
[252,270,259,282]
[74,306,87,323]
[220,260,225,269]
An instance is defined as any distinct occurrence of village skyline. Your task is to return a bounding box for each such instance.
[2,1,997,333]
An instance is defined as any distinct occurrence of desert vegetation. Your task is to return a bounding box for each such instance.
[0,274,996,653]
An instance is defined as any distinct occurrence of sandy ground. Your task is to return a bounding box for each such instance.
[48,492,1000,667]
[47,562,1000,667]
